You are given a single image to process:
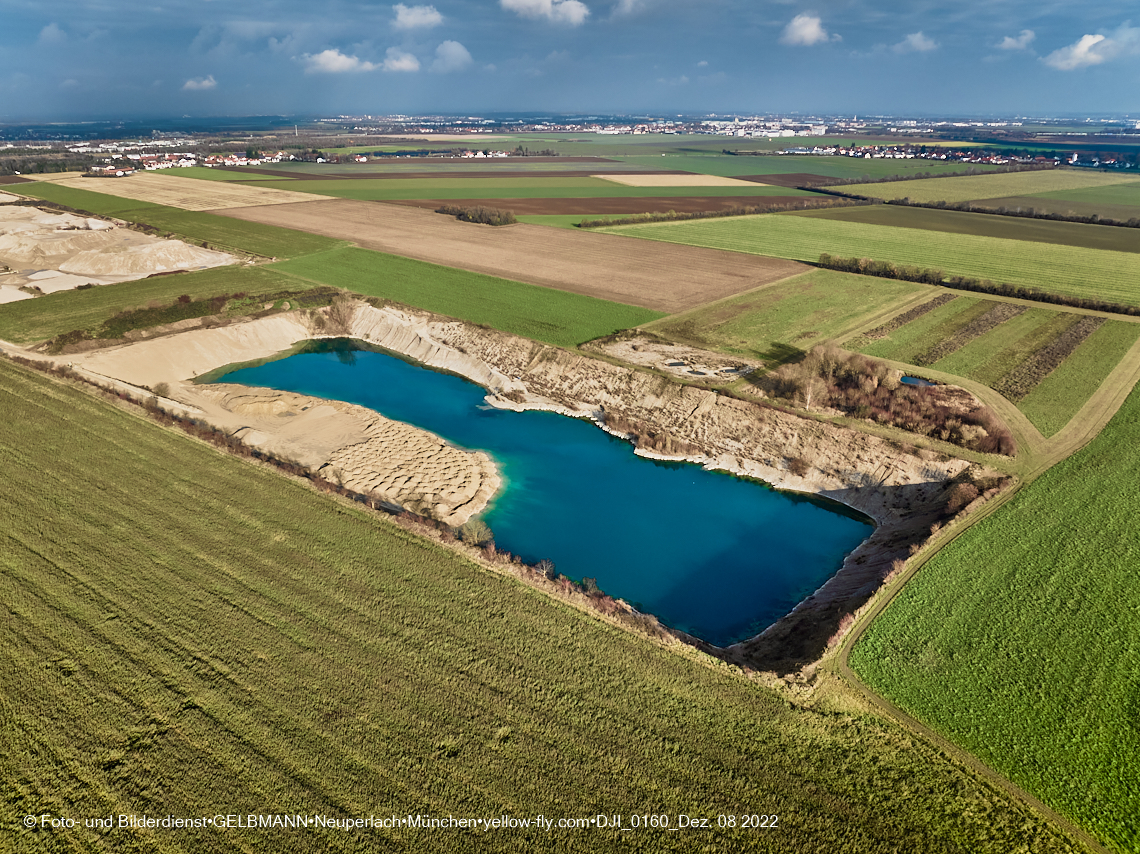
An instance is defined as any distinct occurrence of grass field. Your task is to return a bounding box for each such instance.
[793,204,1140,254]
[850,377,1140,851]
[269,247,664,347]
[645,269,927,360]
[515,214,593,229]
[0,359,1081,854]
[968,195,1140,223]
[831,170,1140,204]
[605,214,1140,307]
[0,266,309,345]
[14,182,343,259]
[250,176,813,202]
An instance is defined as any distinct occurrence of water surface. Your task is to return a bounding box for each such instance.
[215,341,872,646]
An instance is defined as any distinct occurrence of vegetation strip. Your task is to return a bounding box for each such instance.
[849,377,1140,851]
[862,294,958,340]
[0,357,1078,854]
[915,303,1026,366]
[828,169,1140,204]
[993,315,1106,401]
[575,197,864,228]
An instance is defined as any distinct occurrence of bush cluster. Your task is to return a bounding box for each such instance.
[436,205,517,226]
[768,345,1016,455]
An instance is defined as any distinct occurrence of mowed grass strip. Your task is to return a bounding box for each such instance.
[831,170,1140,203]
[793,204,1140,254]
[850,379,1140,850]
[0,266,305,345]
[14,182,343,259]
[0,360,1079,854]
[857,297,987,363]
[929,307,1059,379]
[1027,181,1140,209]
[605,214,1140,307]
[645,268,927,359]
[1018,320,1140,436]
[271,247,664,348]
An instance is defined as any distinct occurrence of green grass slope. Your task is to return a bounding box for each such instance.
[0,359,1082,853]
[271,247,663,347]
[851,379,1140,851]
[833,170,1140,204]
[607,214,1140,307]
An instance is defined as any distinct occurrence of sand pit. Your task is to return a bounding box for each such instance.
[40,173,320,211]
[0,192,21,204]
[0,205,236,296]
[593,174,763,187]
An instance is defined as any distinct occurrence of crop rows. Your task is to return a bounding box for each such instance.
[861,294,958,340]
[914,302,1025,366]
[993,315,1106,401]
[830,170,1140,204]
[0,359,1076,853]
[851,378,1140,850]
[607,214,1140,307]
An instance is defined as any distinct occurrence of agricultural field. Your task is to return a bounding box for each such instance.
[604,213,1140,307]
[13,182,343,259]
[831,169,1140,204]
[33,173,317,210]
[0,266,311,345]
[0,359,1081,854]
[271,247,664,348]
[850,377,1140,851]
[794,204,1140,254]
[852,295,1140,436]
[968,195,1140,223]
[218,198,806,313]
[643,268,929,361]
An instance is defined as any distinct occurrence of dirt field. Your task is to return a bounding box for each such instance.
[37,173,319,211]
[736,173,836,187]
[388,195,824,215]
[224,167,680,181]
[594,174,762,187]
[218,198,806,312]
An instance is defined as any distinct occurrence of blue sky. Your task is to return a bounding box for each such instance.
[1,0,1137,119]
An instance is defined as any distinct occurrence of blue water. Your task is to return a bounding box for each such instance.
[214,342,872,646]
[901,375,936,387]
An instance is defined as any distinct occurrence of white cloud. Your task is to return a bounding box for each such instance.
[303,49,378,73]
[780,14,837,47]
[997,29,1035,50]
[501,0,590,27]
[393,4,443,30]
[38,23,66,45]
[894,31,937,53]
[431,40,473,73]
[613,0,646,15]
[696,60,708,67]
[182,75,218,90]
[1044,25,1140,70]
[382,47,421,72]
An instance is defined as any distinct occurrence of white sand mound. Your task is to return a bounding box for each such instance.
[0,286,34,304]
[0,229,116,263]
[0,192,21,204]
[60,241,233,276]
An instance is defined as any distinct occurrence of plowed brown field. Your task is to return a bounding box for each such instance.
[218,198,806,312]
[388,195,823,215]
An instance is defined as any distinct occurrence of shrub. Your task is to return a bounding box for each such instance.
[436,205,517,226]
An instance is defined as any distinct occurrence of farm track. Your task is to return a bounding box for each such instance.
[827,330,1140,854]
[217,198,807,312]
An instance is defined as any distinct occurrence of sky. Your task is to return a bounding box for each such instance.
[1,0,1138,120]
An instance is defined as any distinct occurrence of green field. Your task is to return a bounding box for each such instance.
[832,170,1140,204]
[515,214,593,229]
[969,195,1140,223]
[605,214,1140,307]
[176,166,299,182]
[0,359,1081,853]
[246,176,812,202]
[1027,181,1140,209]
[1017,320,1140,436]
[850,378,1140,851]
[14,182,343,259]
[269,247,664,347]
[0,267,314,345]
[793,204,1140,253]
[645,269,927,360]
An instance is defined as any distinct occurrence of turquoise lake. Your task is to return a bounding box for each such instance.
[215,341,872,647]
